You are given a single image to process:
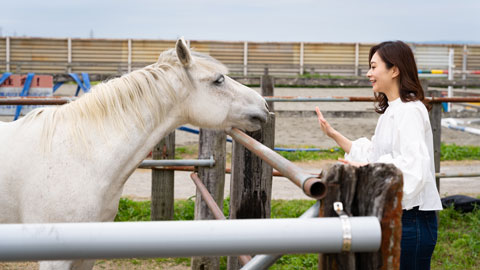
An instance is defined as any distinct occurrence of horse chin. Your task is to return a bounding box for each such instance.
[241,121,263,132]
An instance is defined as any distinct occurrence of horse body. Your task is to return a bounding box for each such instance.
[0,38,268,270]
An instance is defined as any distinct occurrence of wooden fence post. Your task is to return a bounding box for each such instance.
[151,131,175,221]
[191,129,227,270]
[320,163,403,270]
[261,72,274,111]
[227,113,275,270]
[426,81,442,193]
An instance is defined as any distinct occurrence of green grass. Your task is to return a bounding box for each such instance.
[441,143,480,161]
[276,147,345,161]
[432,205,480,269]
[175,145,198,159]
[115,198,480,269]
[173,143,479,162]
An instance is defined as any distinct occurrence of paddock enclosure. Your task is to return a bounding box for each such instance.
[1,37,480,270]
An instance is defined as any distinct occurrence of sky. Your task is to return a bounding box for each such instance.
[1,0,479,44]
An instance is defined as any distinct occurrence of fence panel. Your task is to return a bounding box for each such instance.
[132,39,176,70]
[9,37,67,74]
[0,37,478,77]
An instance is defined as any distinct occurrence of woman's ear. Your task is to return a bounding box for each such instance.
[391,66,400,79]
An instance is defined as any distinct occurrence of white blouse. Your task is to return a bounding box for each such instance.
[345,98,443,211]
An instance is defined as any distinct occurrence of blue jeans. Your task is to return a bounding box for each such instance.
[400,207,438,270]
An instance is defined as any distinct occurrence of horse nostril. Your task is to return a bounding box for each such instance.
[250,114,267,124]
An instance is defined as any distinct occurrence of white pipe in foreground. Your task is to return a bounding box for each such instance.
[241,201,322,270]
[0,218,380,261]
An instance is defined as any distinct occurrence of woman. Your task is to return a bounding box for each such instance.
[316,41,442,269]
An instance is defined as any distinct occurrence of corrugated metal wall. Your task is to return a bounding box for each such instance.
[72,39,127,74]
[304,43,356,76]
[190,40,244,74]
[247,42,298,76]
[0,37,479,78]
[467,46,480,71]
[9,38,67,74]
[0,39,5,67]
[132,39,175,69]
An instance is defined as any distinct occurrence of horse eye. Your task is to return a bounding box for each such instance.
[214,75,225,85]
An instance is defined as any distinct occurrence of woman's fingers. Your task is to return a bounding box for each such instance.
[315,106,327,126]
[315,106,323,120]
[338,158,368,167]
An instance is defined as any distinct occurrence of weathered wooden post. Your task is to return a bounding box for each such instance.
[226,73,275,269]
[151,131,175,220]
[261,70,275,111]
[320,163,403,270]
[191,129,227,270]
[227,113,275,270]
[426,81,442,192]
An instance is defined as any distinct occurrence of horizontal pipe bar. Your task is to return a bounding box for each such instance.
[190,173,252,265]
[0,217,380,261]
[226,128,326,199]
[429,97,480,103]
[0,96,75,105]
[2,96,480,106]
[143,166,322,178]
[263,96,480,103]
[138,157,215,168]
[241,201,321,270]
[153,166,480,180]
[436,172,480,178]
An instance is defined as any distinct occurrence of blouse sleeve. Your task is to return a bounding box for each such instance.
[344,137,374,163]
[376,106,431,205]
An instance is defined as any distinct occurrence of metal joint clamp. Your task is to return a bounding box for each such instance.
[334,202,352,252]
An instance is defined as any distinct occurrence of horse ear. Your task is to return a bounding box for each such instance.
[176,37,193,67]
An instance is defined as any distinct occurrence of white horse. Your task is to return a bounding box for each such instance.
[0,38,268,270]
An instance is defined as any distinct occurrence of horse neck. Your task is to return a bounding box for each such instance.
[62,68,187,180]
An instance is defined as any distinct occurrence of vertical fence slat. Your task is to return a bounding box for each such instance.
[300,42,304,75]
[261,74,274,111]
[227,113,275,270]
[6,36,10,72]
[426,81,442,193]
[67,38,72,73]
[151,131,175,221]
[244,42,248,76]
[192,129,227,270]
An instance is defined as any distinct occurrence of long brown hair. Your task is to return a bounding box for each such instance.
[369,41,430,113]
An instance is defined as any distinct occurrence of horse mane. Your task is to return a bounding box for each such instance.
[21,48,211,149]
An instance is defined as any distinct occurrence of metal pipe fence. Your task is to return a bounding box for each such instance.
[2,96,480,105]
[0,217,381,261]
[2,96,478,181]
[190,173,252,266]
[241,201,322,270]
[138,157,215,168]
[226,128,326,200]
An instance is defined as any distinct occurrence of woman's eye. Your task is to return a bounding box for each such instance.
[214,75,225,85]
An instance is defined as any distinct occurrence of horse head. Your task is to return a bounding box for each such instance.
[162,37,269,132]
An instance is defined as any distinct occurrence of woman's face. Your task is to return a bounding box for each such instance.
[366,52,395,94]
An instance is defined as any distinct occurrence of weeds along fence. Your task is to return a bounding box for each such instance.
[1,76,480,270]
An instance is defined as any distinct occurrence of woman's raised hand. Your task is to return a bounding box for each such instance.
[315,106,336,138]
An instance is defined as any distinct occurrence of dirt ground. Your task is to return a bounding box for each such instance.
[133,87,479,200]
